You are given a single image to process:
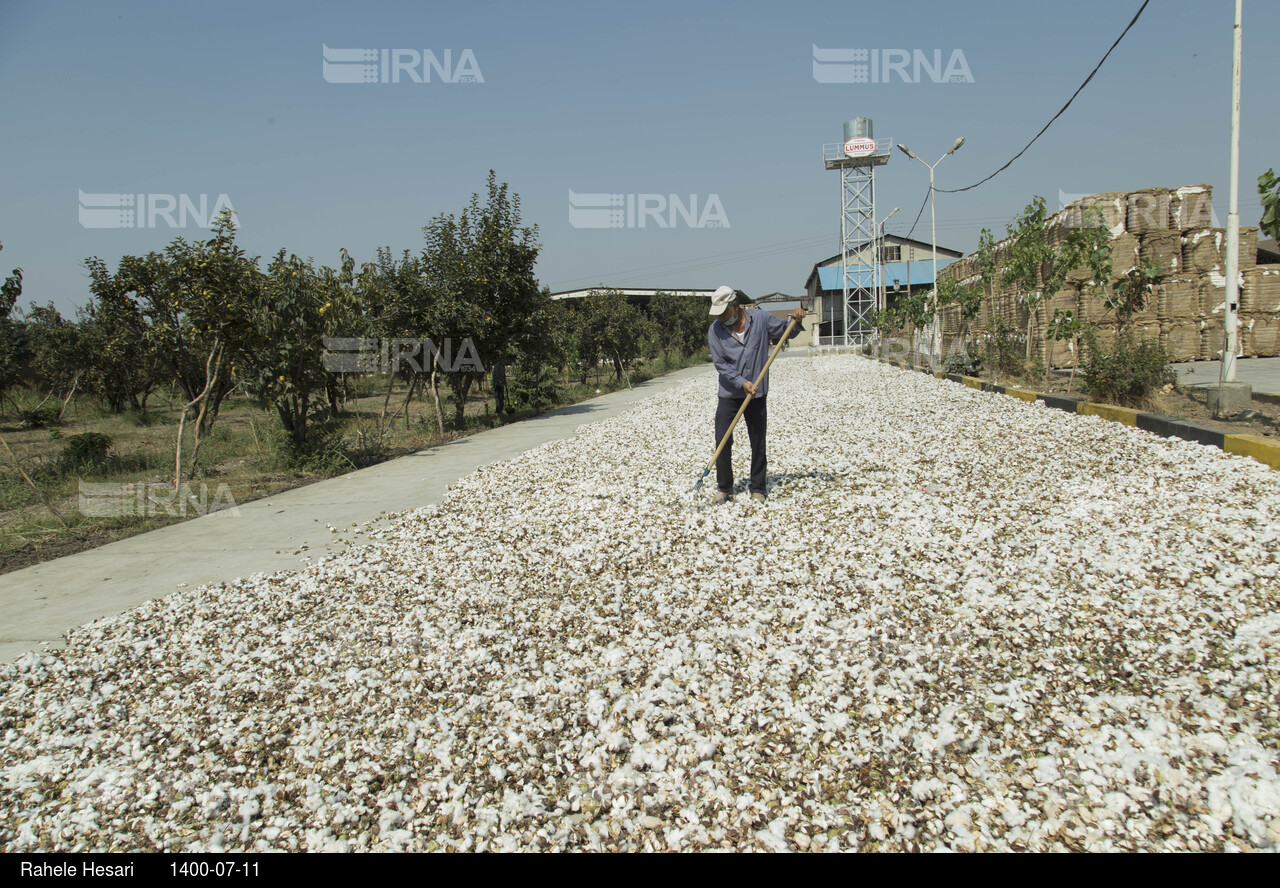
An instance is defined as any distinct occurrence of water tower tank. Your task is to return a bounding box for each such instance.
[843,118,873,141]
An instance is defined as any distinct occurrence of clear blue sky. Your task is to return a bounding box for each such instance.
[1,0,1276,316]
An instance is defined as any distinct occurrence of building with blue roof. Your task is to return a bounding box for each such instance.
[804,235,963,345]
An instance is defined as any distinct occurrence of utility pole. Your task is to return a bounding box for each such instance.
[899,138,965,370]
[1212,0,1251,417]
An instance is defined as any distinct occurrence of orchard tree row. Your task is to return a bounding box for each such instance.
[0,172,713,485]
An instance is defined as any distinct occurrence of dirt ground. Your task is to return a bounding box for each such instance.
[1034,374,1280,439]
[0,357,698,577]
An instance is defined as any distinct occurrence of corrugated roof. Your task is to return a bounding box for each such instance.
[815,259,954,291]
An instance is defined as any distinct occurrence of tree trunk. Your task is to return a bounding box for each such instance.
[402,374,418,430]
[57,371,82,423]
[177,343,223,490]
[1025,301,1035,362]
[377,368,397,434]
[429,354,444,436]
[613,351,632,389]
[452,375,473,429]
[295,392,309,448]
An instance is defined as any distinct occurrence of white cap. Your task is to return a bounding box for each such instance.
[709,286,738,316]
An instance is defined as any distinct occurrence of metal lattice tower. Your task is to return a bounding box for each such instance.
[823,118,891,346]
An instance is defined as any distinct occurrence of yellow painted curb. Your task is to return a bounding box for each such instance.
[1003,387,1037,403]
[1224,434,1280,470]
[961,377,984,390]
[1078,402,1140,427]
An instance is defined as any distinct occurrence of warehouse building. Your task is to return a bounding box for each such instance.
[803,235,963,345]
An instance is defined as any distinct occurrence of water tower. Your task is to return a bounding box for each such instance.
[823,118,891,346]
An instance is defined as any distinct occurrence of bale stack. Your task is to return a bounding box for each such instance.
[1066,191,1126,232]
[1158,277,1200,319]
[1169,185,1215,230]
[1238,226,1259,272]
[1243,264,1280,356]
[1111,232,1142,276]
[1141,230,1183,278]
[1046,284,1080,319]
[939,184,1278,368]
[1198,270,1237,360]
[1127,187,1172,234]
[1155,265,1203,363]
[1183,229,1224,275]
[939,303,962,337]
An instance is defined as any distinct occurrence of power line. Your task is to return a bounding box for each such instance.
[936,0,1151,194]
[905,186,932,239]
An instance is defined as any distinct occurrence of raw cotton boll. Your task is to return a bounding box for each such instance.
[1,356,1278,851]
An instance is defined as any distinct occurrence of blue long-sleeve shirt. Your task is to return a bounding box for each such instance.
[708,308,802,399]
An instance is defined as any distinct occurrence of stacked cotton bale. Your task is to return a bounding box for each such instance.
[1243,264,1280,356]
[1110,232,1142,276]
[1046,284,1080,319]
[1242,265,1280,314]
[1160,324,1201,363]
[1157,277,1200,318]
[1088,326,1117,356]
[939,303,962,337]
[1044,284,1083,368]
[1156,273,1202,363]
[1065,191,1127,233]
[1169,185,1215,230]
[935,190,1275,369]
[1197,267,1239,360]
[1080,285,1114,325]
[1047,192,1125,252]
[1248,317,1280,356]
[1183,228,1224,275]
[1238,226,1258,272]
[1140,230,1182,278]
[1127,187,1172,234]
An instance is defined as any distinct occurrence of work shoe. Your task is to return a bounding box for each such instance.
[751,492,766,504]
[710,489,732,504]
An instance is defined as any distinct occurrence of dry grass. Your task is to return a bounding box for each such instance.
[0,355,705,575]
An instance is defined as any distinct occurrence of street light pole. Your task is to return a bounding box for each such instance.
[899,137,965,370]
[1224,0,1242,384]
[1211,0,1251,418]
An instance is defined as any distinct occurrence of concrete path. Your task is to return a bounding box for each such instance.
[0,365,715,662]
[1173,357,1280,395]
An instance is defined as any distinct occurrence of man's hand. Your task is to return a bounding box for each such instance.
[742,380,758,396]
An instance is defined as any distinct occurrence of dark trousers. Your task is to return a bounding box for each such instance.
[715,396,767,495]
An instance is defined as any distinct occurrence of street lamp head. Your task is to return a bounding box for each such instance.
[947,136,966,155]
[897,144,916,160]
